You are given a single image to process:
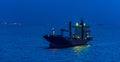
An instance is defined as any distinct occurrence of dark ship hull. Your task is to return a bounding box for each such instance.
[44,35,92,48]
[44,20,93,48]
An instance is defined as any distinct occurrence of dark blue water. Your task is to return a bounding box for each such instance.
[0,0,120,62]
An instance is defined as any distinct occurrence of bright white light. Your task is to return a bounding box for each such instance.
[83,23,86,26]
[76,22,79,26]
[77,36,80,39]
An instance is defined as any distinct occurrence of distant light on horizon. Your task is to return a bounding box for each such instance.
[1,21,22,26]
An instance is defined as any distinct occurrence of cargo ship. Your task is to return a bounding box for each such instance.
[44,19,92,48]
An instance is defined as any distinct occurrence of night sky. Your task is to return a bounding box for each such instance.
[0,0,120,24]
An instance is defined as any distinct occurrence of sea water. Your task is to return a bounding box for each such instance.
[0,21,120,62]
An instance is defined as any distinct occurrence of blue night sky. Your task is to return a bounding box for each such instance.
[0,0,120,24]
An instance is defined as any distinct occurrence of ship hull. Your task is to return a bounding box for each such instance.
[44,35,92,48]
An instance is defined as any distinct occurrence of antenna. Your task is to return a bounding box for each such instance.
[52,28,55,36]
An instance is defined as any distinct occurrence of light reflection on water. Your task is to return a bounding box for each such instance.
[72,45,91,56]
[49,45,91,55]
[46,45,91,62]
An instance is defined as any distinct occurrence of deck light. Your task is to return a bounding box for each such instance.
[83,23,86,26]
[76,22,79,26]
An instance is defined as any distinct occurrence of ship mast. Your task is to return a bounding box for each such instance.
[81,19,84,40]
[69,21,72,39]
